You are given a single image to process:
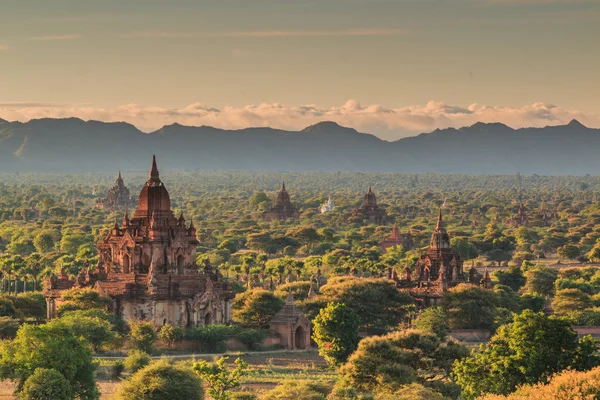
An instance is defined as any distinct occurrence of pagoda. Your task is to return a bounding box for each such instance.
[45,156,234,328]
[95,171,134,210]
[348,186,387,225]
[380,222,413,251]
[262,181,299,221]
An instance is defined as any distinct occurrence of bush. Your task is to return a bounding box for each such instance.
[415,307,448,339]
[14,293,46,321]
[185,325,231,353]
[129,321,156,353]
[118,361,204,400]
[158,324,183,348]
[479,366,600,399]
[112,361,125,379]
[313,302,360,367]
[231,393,257,400]
[262,380,329,400]
[232,289,285,326]
[19,368,73,400]
[231,326,266,350]
[0,316,20,339]
[374,383,443,400]
[124,350,151,373]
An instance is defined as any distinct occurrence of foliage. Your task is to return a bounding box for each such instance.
[452,310,600,399]
[415,307,449,339]
[374,383,444,400]
[19,368,74,400]
[13,292,46,320]
[193,357,248,400]
[261,380,329,400]
[129,321,157,353]
[124,350,152,373]
[56,288,112,316]
[47,313,117,352]
[478,366,600,400]
[340,329,465,393]
[319,277,414,334]
[232,289,285,326]
[0,316,20,339]
[312,302,360,367]
[443,284,498,330]
[551,288,592,315]
[523,267,558,296]
[118,361,204,400]
[518,293,546,313]
[0,324,98,399]
[158,324,183,348]
[491,266,525,292]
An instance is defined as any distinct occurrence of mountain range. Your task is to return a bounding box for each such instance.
[0,117,597,175]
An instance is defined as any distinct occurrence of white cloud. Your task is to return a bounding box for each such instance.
[0,100,597,141]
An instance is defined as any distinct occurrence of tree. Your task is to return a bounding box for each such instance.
[0,324,98,399]
[47,314,116,352]
[129,321,157,353]
[415,307,449,339]
[319,277,414,334]
[450,237,478,261]
[523,266,558,296]
[193,357,248,400]
[442,284,498,330]
[232,289,284,326]
[479,366,600,400]
[374,383,444,400]
[123,350,151,373]
[340,329,465,394]
[118,361,204,400]
[158,324,183,348]
[452,310,600,399]
[262,380,329,400]
[491,265,525,292]
[33,232,55,253]
[56,288,112,316]
[587,240,600,262]
[312,303,360,367]
[552,288,592,315]
[19,368,73,400]
[558,244,581,260]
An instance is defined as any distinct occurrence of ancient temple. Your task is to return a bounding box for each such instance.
[45,156,234,328]
[95,171,134,210]
[262,181,298,221]
[269,292,311,350]
[320,196,334,214]
[380,223,413,251]
[506,203,529,227]
[393,210,468,306]
[348,186,387,225]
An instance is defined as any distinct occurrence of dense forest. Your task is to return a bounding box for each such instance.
[2,170,600,399]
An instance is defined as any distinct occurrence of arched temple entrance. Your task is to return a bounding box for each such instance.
[123,254,130,273]
[294,326,306,350]
[204,313,212,325]
[177,255,184,275]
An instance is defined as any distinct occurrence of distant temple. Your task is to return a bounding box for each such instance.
[391,210,474,307]
[506,203,529,227]
[269,292,311,350]
[348,186,387,225]
[320,196,334,214]
[96,171,134,210]
[45,156,234,327]
[380,223,413,251]
[262,181,298,221]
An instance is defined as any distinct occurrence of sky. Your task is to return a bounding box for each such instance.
[0,0,599,140]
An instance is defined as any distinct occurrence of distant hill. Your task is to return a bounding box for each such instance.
[0,118,598,175]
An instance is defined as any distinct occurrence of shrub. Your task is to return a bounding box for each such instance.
[312,302,360,367]
[112,361,125,379]
[0,316,20,339]
[129,321,156,353]
[124,350,151,373]
[374,383,443,400]
[232,289,284,326]
[262,380,329,400]
[19,368,73,400]
[118,361,204,400]
[158,324,183,348]
[14,293,46,321]
[185,325,231,353]
[415,307,448,339]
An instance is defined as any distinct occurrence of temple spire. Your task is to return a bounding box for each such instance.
[149,155,160,183]
[436,208,444,231]
[281,180,286,191]
[368,185,372,194]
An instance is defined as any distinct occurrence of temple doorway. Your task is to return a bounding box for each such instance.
[204,313,212,325]
[123,254,130,273]
[177,255,184,274]
[294,326,306,350]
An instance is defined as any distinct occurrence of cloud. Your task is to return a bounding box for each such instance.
[119,28,406,39]
[0,100,597,141]
[27,34,81,41]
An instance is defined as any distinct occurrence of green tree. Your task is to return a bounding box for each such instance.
[452,310,600,399]
[443,284,498,330]
[158,324,183,348]
[0,324,98,399]
[232,289,284,326]
[129,321,157,353]
[552,288,592,315]
[33,232,55,253]
[47,314,116,352]
[262,381,329,400]
[19,368,73,400]
[193,357,248,400]
[56,288,112,316]
[450,237,479,261]
[312,303,360,367]
[491,265,526,292]
[523,266,558,296]
[415,307,449,339]
[558,244,581,260]
[118,361,204,400]
[123,350,151,373]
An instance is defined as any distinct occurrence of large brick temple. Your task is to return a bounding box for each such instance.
[45,156,234,327]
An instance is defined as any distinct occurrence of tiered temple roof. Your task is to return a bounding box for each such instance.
[262,181,298,221]
[348,186,387,225]
[95,171,134,210]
